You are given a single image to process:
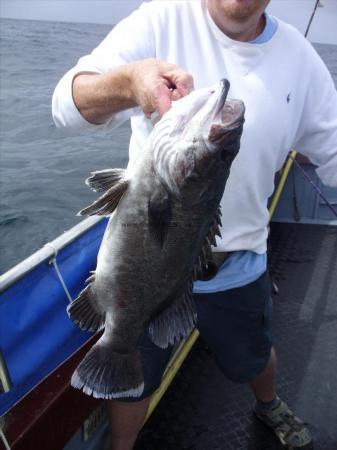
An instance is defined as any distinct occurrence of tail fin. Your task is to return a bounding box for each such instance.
[71,340,144,399]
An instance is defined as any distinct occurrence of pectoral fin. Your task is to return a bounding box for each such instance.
[85,168,126,193]
[148,184,171,246]
[78,173,128,216]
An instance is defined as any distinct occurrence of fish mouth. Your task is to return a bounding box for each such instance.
[214,78,230,118]
[208,79,245,145]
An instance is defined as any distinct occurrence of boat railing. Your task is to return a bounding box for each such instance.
[0,216,103,294]
[0,348,13,394]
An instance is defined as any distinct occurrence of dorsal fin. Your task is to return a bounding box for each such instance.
[193,206,222,281]
[215,207,222,226]
[78,169,128,216]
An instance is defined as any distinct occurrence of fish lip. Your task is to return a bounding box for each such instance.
[213,78,231,119]
[205,79,245,144]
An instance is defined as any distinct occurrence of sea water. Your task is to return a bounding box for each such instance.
[0,18,128,274]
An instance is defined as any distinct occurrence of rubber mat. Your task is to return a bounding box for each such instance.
[135,223,337,450]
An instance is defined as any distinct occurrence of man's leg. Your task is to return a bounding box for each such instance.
[106,330,173,450]
[249,347,313,448]
[108,397,150,450]
[194,273,312,448]
[250,346,277,402]
[106,350,276,450]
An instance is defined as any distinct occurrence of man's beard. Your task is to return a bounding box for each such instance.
[216,1,265,22]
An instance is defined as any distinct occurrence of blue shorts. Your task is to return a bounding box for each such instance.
[125,271,273,400]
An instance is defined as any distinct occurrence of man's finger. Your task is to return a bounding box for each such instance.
[153,83,173,117]
[168,70,194,97]
[171,89,183,101]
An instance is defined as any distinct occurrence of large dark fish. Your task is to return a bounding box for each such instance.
[67,79,245,399]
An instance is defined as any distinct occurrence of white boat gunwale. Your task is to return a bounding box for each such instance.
[0,216,104,294]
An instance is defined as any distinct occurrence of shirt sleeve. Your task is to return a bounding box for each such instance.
[52,2,155,130]
[294,47,337,188]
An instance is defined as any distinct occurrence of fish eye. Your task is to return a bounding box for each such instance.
[220,149,233,163]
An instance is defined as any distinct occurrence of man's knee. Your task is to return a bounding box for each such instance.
[214,344,272,383]
[120,375,162,402]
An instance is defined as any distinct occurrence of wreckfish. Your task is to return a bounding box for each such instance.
[67,79,245,399]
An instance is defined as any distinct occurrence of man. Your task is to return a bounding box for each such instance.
[52,1,337,449]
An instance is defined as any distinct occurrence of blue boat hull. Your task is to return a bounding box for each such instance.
[0,218,108,416]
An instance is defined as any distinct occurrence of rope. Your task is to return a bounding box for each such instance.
[0,427,11,450]
[44,243,73,303]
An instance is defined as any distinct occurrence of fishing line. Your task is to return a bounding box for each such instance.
[289,0,320,221]
[304,0,321,38]
[289,154,337,219]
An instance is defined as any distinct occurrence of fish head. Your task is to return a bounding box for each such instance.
[151,79,245,205]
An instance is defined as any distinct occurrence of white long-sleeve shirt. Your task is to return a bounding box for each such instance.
[52,0,337,255]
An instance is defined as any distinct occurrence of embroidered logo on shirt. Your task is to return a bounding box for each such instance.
[287,92,291,103]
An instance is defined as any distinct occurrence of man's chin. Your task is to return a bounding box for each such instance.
[209,0,266,23]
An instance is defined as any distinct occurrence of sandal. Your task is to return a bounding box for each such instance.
[254,398,312,448]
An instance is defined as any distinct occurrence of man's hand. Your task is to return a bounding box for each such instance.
[128,58,194,117]
[72,59,193,125]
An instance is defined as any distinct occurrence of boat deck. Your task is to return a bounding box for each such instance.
[135,222,337,450]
